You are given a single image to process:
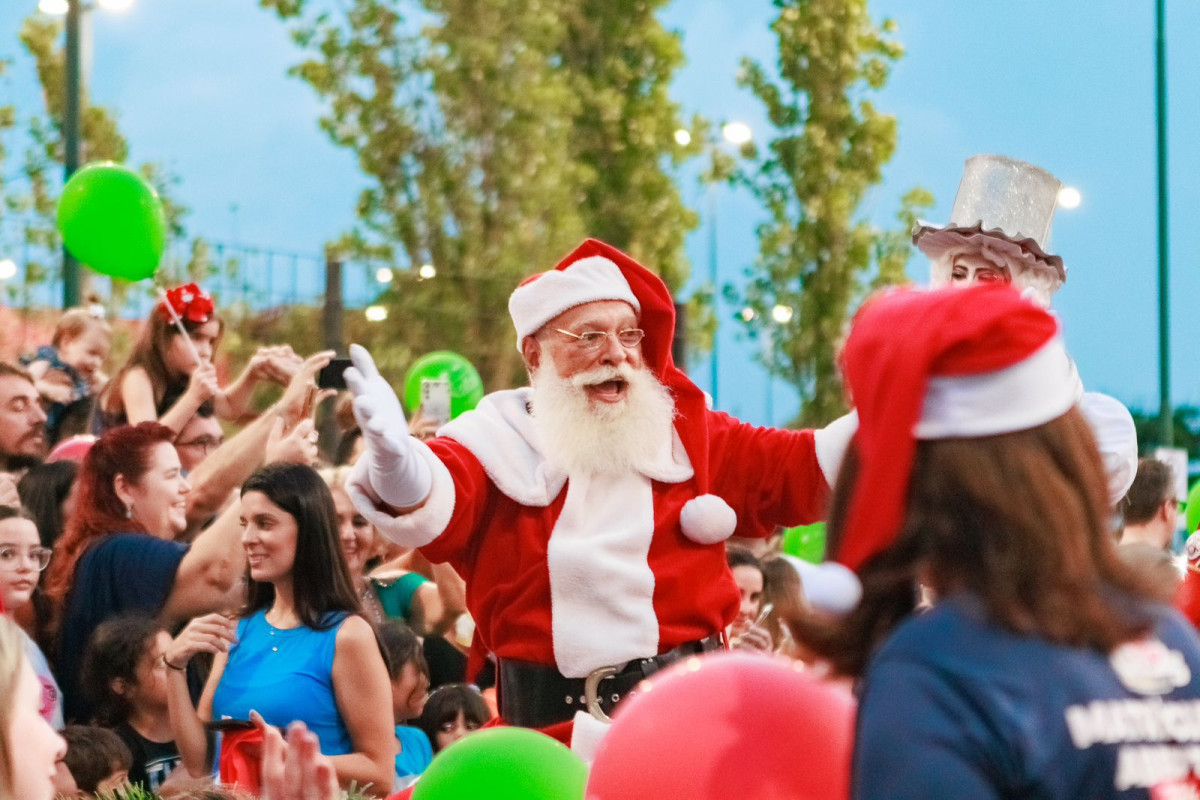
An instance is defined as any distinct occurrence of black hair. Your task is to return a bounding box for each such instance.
[17,460,78,548]
[377,619,429,680]
[62,725,132,793]
[416,683,493,753]
[79,614,166,727]
[241,463,362,629]
[726,544,764,574]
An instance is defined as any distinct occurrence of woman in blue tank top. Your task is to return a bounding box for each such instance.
[164,463,394,793]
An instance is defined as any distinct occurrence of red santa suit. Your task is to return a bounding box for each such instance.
[351,239,852,732]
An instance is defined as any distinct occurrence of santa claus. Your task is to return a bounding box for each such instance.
[344,239,853,742]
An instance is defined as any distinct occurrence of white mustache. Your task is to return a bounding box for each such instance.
[570,364,636,389]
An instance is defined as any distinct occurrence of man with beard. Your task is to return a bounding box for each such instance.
[0,363,48,507]
[345,239,852,748]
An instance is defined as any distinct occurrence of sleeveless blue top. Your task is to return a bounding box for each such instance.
[212,610,353,755]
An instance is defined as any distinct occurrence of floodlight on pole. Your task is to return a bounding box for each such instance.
[0,259,17,281]
[365,305,388,322]
[721,121,753,146]
[38,0,68,14]
[1057,186,1082,210]
[375,267,394,283]
[674,129,692,147]
[418,263,437,280]
[771,304,794,324]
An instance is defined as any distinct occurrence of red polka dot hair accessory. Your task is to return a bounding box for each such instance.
[836,284,1075,572]
[160,282,214,324]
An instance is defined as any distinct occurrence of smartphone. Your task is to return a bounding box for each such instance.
[317,358,353,390]
[206,718,256,733]
[421,378,452,426]
[753,602,775,628]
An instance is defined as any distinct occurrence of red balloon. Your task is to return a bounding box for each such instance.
[586,652,855,800]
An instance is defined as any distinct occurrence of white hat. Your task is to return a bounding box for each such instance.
[508,255,641,349]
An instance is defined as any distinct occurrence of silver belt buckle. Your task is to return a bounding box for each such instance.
[583,665,618,722]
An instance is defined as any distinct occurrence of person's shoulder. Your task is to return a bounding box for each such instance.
[869,597,1011,669]
[334,613,376,644]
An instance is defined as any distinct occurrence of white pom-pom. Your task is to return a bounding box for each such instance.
[679,494,737,544]
[784,556,863,614]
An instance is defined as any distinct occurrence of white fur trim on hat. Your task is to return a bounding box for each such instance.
[679,494,737,544]
[508,256,641,349]
[915,336,1077,440]
[1079,391,1139,506]
[784,556,863,615]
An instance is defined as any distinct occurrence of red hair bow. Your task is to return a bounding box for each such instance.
[160,283,214,323]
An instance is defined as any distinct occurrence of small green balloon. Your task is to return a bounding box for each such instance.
[403,351,484,420]
[56,161,166,282]
[1186,481,1200,536]
[782,521,826,564]
[412,728,587,800]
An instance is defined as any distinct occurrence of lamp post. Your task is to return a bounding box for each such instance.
[678,121,752,410]
[1155,0,1172,447]
[39,0,133,308]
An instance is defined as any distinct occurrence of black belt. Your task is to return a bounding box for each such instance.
[499,634,724,729]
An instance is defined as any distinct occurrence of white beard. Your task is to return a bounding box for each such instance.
[529,359,677,477]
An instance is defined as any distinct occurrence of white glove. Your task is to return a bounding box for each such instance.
[343,344,432,509]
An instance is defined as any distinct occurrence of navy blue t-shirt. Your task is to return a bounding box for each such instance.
[855,595,1200,799]
[58,533,188,722]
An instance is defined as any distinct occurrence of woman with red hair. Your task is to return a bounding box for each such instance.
[44,423,248,723]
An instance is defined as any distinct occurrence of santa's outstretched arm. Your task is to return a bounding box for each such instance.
[342,344,433,512]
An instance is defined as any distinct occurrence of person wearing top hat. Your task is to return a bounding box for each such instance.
[915,154,1138,509]
[792,284,1200,798]
[341,238,855,752]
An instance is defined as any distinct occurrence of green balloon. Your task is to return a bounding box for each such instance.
[403,351,484,420]
[1187,481,1200,536]
[412,728,587,800]
[782,521,826,564]
[56,162,166,282]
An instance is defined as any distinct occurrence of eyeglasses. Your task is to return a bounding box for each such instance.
[176,437,223,454]
[0,545,52,572]
[553,328,645,351]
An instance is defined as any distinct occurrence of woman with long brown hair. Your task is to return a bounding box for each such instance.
[798,285,1200,798]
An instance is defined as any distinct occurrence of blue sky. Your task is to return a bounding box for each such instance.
[2,1,1197,425]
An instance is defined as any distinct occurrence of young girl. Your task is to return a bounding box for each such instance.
[164,463,394,793]
[0,617,67,800]
[415,684,491,754]
[80,615,181,793]
[94,283,300,436]
[24,308,112,443]
[378,621,432,790]
[0,507,62,729]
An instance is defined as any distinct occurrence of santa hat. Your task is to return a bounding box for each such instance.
[509,239,736,544]
[836,284,1076,571]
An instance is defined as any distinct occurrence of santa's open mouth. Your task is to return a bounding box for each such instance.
[585,378,628,403]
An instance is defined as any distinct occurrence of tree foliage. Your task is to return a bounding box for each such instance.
[4,16,200,310]
[732,0,932,426]
[259,0,698,389]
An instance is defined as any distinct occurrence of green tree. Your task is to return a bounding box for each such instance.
[732,0,932,426]
[260,0,699,389]
[8,16,200,310]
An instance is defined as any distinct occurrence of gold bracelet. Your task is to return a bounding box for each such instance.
[162,653,187,672]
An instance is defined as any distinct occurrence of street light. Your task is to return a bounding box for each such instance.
[418,263,437,280]
[375,267,394,283]
[0,259,17,281]
[673,129,692,147]
[704,120,752,410]
[771,304,794,324]
[365,305,388,322]
[38,0,134,309]
[1057,186,1082,210]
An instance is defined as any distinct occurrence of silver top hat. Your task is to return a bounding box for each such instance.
[913,154,1065,282]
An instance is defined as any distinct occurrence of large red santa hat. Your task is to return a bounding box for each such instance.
[836,284,1077,571]
[508,239,735,544]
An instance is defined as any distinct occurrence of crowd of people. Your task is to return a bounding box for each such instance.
[2,154,1200,800]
